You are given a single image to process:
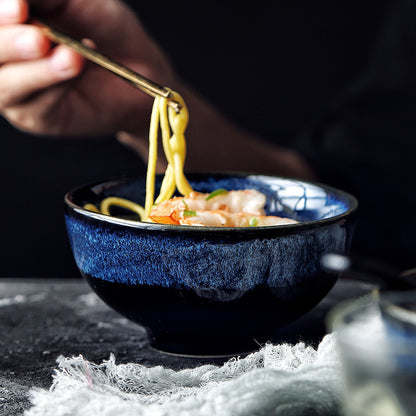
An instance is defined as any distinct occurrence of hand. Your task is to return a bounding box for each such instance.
[0,0,175,138]
[0,0,317,180]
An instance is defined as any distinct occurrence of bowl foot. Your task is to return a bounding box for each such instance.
[149,333,263,357]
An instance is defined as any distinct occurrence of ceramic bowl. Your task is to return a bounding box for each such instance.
[64,173,358,356]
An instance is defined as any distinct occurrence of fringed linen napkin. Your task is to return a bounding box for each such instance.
[25,334,342,416]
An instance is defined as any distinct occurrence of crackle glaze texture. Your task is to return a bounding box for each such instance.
[65,174,356,293]
[65,215,349,299]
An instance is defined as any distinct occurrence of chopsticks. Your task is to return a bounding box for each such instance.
[32,19,182,113]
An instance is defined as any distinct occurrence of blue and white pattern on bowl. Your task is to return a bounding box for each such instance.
[64,173,358,355]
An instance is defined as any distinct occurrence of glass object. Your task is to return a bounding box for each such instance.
[328,290,416,416]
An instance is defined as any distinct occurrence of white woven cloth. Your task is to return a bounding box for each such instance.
[25,334,342,416]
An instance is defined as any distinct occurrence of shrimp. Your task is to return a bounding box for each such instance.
[179,210,298,227]
[148,189,298,227]
[182,189,267,215]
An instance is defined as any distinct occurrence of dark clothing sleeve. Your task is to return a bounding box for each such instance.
[292,0,416,269]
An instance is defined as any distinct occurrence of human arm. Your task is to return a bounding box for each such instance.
[0,0,316,179]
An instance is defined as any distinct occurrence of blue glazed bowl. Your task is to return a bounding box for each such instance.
[64,173,358,355]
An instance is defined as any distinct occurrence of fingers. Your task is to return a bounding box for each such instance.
[0,0,68,24]
[0,0,84,110]
[0,24,49,61]
[0,44,84,109]
[0,0,28,24]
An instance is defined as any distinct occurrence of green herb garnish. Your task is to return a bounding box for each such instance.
[205,188,228,201]
[183,210,197,217]
[249,217,258,227]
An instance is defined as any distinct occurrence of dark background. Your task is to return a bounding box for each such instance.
[1,1,396,277]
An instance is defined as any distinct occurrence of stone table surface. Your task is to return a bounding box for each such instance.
[0,277,372,415]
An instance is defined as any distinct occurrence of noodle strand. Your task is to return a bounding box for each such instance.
[84,91,193,222]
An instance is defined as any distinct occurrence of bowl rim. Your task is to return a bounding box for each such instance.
[64,172,358,234]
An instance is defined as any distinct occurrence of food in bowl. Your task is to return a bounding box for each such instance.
[82,90,297,229]
[148,189,298,227]
[65,173,358,356]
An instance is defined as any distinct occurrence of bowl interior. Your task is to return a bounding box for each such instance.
[66,172,357,227]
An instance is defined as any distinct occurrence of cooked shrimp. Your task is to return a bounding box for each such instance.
[180,210,298,227]
[148,189,298,227]
[182,189,267,215]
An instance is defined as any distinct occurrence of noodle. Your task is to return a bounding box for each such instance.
[84,90,193,221]
[83,91,295,228]
[100,197,146,219]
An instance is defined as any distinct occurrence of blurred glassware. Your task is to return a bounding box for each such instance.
[328,290,416,416]
[321,253,416,291]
